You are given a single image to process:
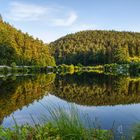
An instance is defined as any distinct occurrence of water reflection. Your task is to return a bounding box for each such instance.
[53,73,140,106]
[0,74,55,124]
[0,72,140,129]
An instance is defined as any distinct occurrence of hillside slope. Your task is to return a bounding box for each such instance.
[0,18,55,66]
[50,30,140,65]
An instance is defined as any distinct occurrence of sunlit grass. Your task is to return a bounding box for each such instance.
[0,105,112,140]
[41,105,112,140]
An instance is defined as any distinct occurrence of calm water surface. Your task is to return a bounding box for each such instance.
[0,73,140,137]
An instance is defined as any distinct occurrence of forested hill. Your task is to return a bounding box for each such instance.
[0,17,55,66]
[50,30,140,65]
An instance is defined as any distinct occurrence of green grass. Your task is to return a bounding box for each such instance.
[131,124,140,140]
[0,105,112,140]
[42,105,111,140]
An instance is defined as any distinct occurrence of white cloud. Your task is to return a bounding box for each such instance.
[8,2,48,21]
[4,1,96,42]
[52,11,77,26]
[6,1,77,26]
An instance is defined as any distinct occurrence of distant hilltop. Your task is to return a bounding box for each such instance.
[50,30,140,65]
[1,14,140,67]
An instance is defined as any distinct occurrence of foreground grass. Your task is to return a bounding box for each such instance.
[0,123,111,140]
[0,106,112,140]
[132,124,140,140]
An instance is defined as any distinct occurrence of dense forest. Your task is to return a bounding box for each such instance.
[1,13,140,67]
[0,16,55,66]
[50,30,140,65]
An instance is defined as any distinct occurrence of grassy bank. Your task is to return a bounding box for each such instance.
[0,62,140,76]
[53,63,140,76]
[0,106,112,140]
[0,65,54,75]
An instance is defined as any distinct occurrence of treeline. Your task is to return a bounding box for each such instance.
[50,30,140,65]
[0,17,55,66]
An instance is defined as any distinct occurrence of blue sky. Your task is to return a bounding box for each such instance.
[0,0,140,43]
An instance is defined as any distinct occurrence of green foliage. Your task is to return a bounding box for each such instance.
[11,62,16,67]
[56,64,75,74]
[129,62,140,76]
[104,63,130,75]
[50,30,140,65]
[68,64,75,74]
[44,105,112,140]
[132,124,140,140]
[0,66,11,74]
[55,64,104,75]
[0,20,55,66]
[0,105,111,140]
[0,124,61,140]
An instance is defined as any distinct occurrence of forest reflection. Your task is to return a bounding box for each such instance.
[52,73,140,106]
[0,74,55,124]
[0,73,140,124]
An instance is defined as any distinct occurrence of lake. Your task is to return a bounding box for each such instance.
[0,72,140,138]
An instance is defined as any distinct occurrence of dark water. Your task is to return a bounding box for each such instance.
[0,73,140,137]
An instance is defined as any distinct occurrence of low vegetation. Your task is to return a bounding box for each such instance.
[0,62,140,76]
[0,106,112,140]
[132,124,140,140]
